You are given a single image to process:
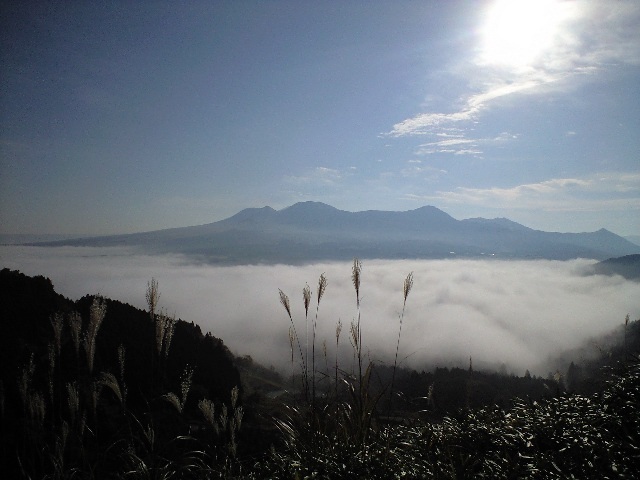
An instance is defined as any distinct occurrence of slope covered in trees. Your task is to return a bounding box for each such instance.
[0,268,242,478]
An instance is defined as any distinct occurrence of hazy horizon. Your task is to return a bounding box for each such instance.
[3,245,638,377]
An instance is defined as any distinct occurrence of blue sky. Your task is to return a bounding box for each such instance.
[1,0,639,236]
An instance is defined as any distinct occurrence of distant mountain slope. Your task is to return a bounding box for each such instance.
[28,201,640,263]
[589,254,640,281]
[0,233,94,244]
[625,235,640,247]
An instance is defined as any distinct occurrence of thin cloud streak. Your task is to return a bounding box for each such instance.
[284,166,348,187]
[414,132,517,157]
[387,71,557,138]
[2,246,638,376]
[408,173,640,213]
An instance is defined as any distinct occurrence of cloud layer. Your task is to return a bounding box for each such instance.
[2,246,638,376]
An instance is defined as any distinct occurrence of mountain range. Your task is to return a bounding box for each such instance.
[27,202,640,263]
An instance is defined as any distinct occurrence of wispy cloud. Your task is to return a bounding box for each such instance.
[413,172,640,212]
[400,165,447,179]
[388,109,477,137]
[284,166,348,187]
[415,132,517,157]
[387,72,556,138]
[387,1,640,138]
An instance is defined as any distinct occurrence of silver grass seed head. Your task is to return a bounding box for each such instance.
[164,392,182,413]
[117,344,126,380]
[234,406,244,430]
[50,313,64,356]
[163,314,176,358]
[99,372,123,404]
[219,404,228,429]
[404,272,414,304]
[352,259,362,305]
[181,365,194,408]
[67,311,82,355]
[317,273,327,305]
[198,398,216,426]
[279,289,292,319]
[146,278,160,318]
[231,385,239,409]
[303,284,311,317]
[89,296,107,335]
[48,342,55,376]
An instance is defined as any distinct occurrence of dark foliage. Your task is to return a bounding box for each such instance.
[262,357,640,479]
[0,268,241,478]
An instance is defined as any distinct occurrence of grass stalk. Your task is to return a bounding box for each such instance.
[312,274,327,411]
[279,289,309,401]
[389,272,413,415]
[352,259,362,385]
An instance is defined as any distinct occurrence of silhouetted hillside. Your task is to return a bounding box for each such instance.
[0,268,242,477]
[0,268,240,405]
[589,254,640,280]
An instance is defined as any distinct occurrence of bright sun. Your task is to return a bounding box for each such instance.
[479,0,567,69]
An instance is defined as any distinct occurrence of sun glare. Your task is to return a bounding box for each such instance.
[479,0,566,69]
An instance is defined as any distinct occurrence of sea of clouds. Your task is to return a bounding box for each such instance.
[2,245,638,376]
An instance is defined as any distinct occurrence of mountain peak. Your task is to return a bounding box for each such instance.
[276,201,343,226]
[224,205,276,224]
[280,201,340,213]
[410,205,456,219]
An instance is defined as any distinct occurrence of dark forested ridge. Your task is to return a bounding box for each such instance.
[0,268,240,406]
[589,254,640,280]
[27,201,640,262]
[1,267,638,478]
[0,268,242,477]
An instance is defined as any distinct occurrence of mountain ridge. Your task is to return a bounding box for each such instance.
[24,202,640,263]
[589,254,640,280]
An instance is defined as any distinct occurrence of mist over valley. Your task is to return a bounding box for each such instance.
[3,243,638,377]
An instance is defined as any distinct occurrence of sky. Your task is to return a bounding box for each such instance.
[2,246,639,375]
[1,0,639,236]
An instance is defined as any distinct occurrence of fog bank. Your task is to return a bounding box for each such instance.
[2,246,638,376]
